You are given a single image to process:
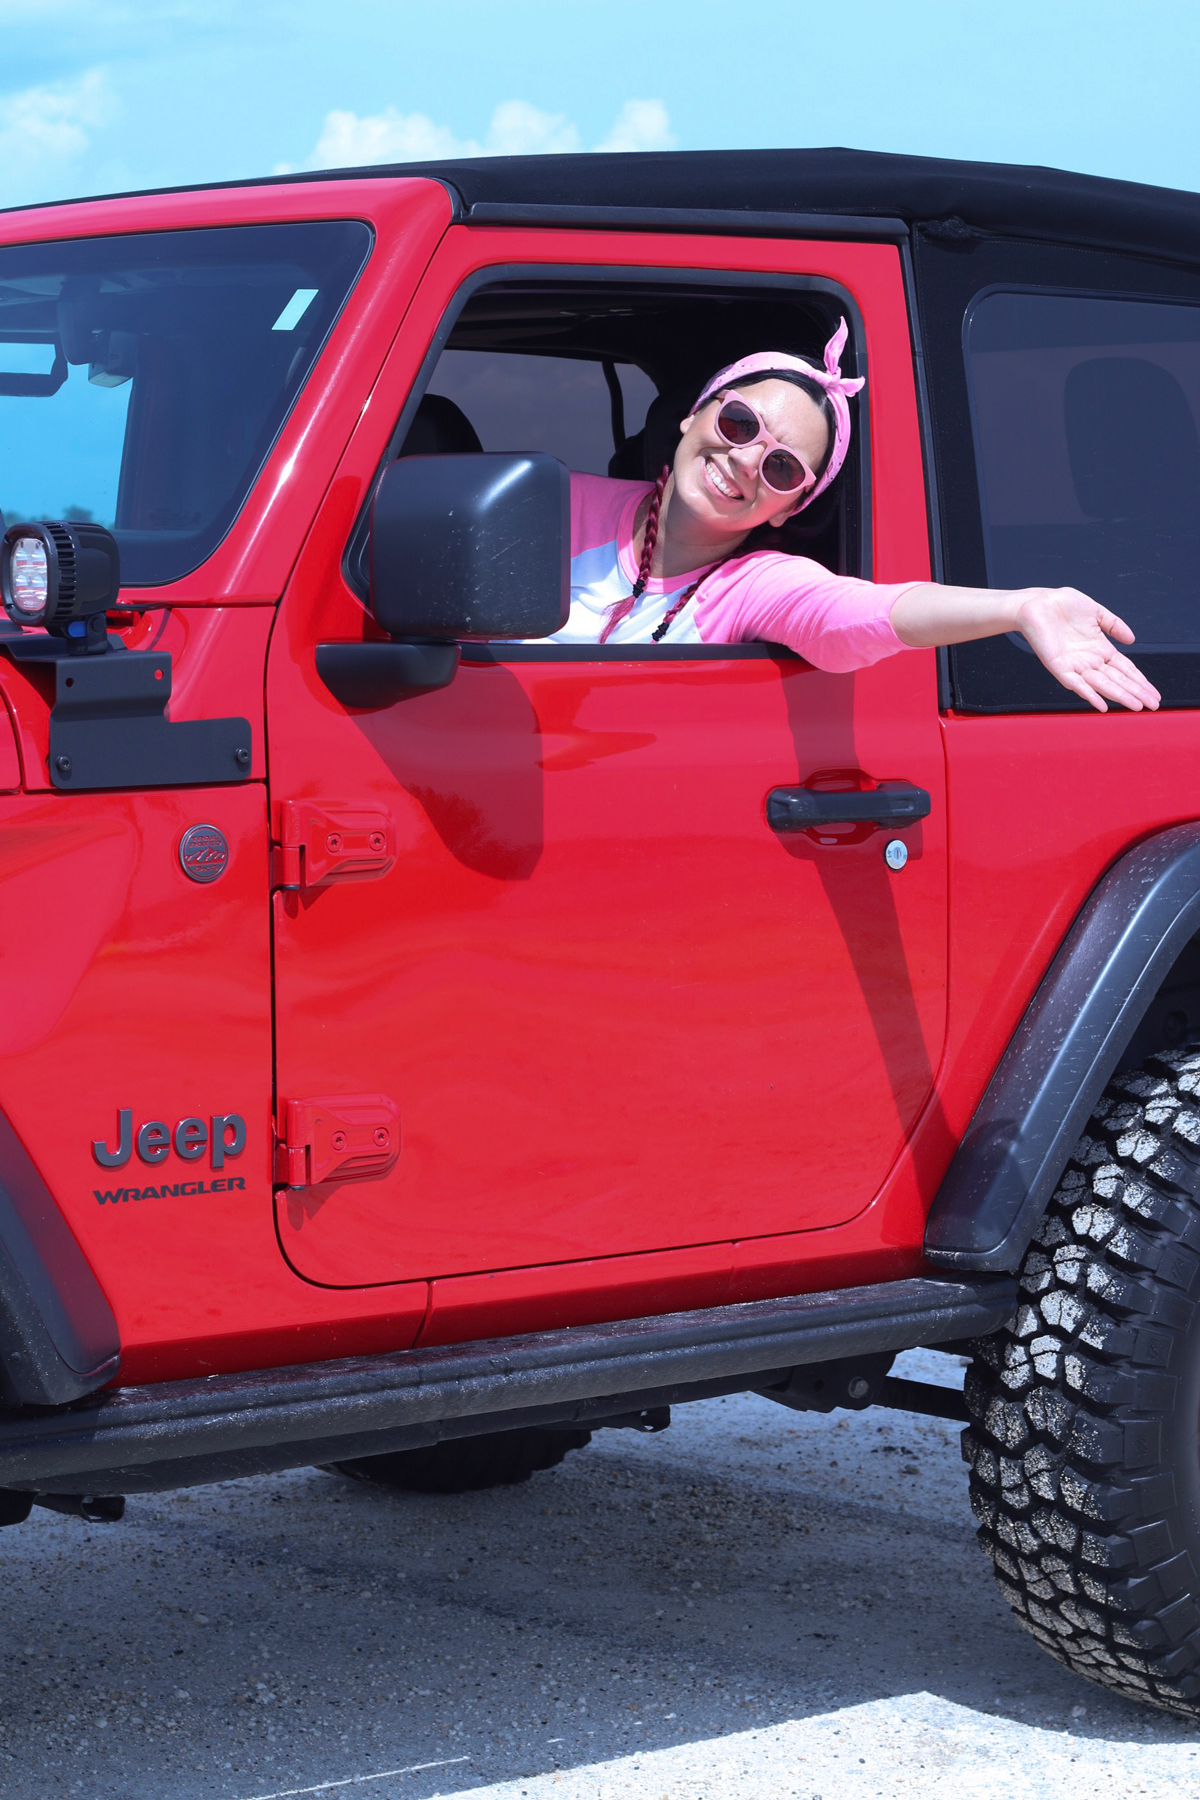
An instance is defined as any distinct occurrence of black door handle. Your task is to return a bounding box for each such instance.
[767,783,931,831]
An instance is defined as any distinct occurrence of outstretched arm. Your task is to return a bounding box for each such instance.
[889,584,1161,713]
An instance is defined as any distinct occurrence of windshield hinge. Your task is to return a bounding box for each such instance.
[274,1094,400,1190]
[271,802,395,891]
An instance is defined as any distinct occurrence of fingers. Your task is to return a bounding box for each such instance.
[1047,652,1161,711]
[1103,650,1161,709]
[1088,654,1153,706]
[1096,606,1136,645]
[1059,590,1137,646]
[1057,669,1108,712]
[1090,666,1150,710]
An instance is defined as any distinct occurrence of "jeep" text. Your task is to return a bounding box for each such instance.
[92,1110,247,1170]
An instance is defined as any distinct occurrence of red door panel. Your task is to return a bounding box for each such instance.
[269,226,942,1297]
[273,649,945,1285]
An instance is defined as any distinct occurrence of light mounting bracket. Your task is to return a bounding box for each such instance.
[0,638,252,792]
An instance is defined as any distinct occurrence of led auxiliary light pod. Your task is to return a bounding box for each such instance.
[0,520,121,652]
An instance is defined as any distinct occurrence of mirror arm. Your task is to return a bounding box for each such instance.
[316,641,461,709]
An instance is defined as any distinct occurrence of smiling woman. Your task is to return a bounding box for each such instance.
[560,319,1162,714]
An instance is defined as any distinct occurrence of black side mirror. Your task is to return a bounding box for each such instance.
[319,453,570,709]
[371,452,569,639]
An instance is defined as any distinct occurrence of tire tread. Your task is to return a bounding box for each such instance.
[964,1046,1200,1714]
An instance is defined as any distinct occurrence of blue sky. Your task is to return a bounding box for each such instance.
[0,0,1198,210]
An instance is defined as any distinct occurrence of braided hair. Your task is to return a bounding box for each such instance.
[597,464,671,643]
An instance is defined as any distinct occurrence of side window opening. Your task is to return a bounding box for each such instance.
[346,275,867,623]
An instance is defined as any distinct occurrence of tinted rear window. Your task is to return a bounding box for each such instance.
[966,290,1200,653]
[0,221,371,586]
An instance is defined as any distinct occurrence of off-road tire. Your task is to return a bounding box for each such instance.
[329,1425,592,1495]
[963,1046,1200,1715]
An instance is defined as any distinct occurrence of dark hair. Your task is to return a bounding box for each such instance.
[713,365,838,483]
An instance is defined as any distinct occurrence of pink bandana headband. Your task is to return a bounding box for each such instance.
[691,317,865,510]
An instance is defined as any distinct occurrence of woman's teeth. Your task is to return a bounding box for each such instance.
[707,460,742,500]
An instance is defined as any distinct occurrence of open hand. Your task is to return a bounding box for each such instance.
[1014,588,1161,713]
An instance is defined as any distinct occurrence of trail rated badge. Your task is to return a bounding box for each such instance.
[179,823,229,883]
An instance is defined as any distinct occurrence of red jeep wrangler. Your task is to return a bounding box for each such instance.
[1,145,1199,1717]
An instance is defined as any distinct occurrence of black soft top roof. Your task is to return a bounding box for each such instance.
[10,146,1200,267]
[324,146,1200,267]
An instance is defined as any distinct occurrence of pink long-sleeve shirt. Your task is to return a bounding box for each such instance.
[554,473,917,672]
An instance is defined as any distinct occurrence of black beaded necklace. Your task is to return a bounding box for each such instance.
[598,465,721,645]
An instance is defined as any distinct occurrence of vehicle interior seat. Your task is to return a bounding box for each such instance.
[1065,356,1200,520]
[608,388,690,481]
[398,392,483,457]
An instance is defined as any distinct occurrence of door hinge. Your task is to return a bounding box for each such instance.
[272,802,395,891]
[275,1094,400,1190]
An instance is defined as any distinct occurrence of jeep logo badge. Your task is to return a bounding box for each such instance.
[93,1109,247,1170]
[179,823,229,883]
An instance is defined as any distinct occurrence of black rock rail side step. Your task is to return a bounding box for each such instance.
[0,1274,1015,1496]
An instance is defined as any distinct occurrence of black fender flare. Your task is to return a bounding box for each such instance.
[925,821,1200,1273]
[0,1109,119,1405]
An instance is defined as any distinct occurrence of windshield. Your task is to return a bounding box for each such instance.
[0,220,371,586]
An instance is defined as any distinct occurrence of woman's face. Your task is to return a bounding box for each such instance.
[672,378,831,535]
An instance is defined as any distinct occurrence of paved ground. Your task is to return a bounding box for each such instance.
[3,1349,1199,1800]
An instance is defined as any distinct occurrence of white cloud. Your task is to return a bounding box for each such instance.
[594,99,675,154]
[0,66,115,196]
[311,106,483,168]
[305,98,672,170]
[485,100,579,157]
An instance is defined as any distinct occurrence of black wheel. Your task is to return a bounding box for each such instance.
[328,1425,592,1495]
[963,1046,1200,1715]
